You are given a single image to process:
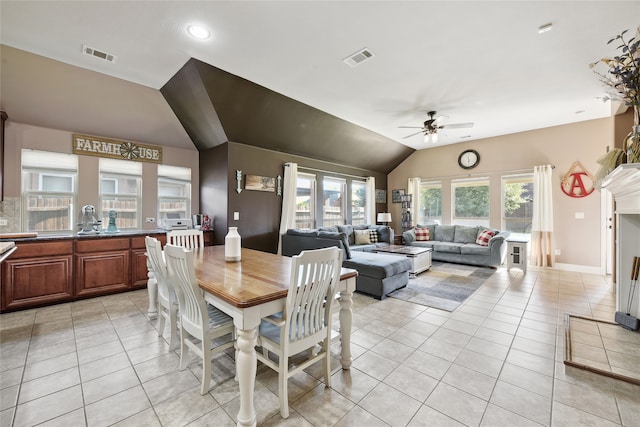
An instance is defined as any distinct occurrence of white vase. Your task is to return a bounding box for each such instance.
[225,227,241,262]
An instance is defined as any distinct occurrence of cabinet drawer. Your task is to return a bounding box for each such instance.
[9,241,73,259]
[131,233,166,249]
[76,238,129,253]
[2,255,74,310]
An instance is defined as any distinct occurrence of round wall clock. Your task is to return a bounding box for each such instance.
[458,149,480,169]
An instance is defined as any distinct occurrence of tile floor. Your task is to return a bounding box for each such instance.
[1,266,639,426]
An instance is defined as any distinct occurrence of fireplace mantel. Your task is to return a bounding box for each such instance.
[601,163,640,214]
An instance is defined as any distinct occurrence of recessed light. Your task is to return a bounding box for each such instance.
[187,24,211,40]
[538,23,553,34]
[575,110,586,115]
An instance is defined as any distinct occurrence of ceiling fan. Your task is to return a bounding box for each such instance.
[399,111,473,143]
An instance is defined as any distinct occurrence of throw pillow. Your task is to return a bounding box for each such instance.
[354,229,371,245]
[476,229,496,246]
[369,229,379,243]
[415,227,430,241]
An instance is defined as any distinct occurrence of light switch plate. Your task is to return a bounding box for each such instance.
[233,212,239,220]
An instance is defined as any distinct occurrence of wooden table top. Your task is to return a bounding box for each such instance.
[193,246,357,308]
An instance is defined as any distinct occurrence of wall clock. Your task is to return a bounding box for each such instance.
[458,149,480,169]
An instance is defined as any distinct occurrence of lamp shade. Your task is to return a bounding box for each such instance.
[377,213,392,223]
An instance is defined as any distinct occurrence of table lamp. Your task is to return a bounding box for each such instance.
[377,212,392,226]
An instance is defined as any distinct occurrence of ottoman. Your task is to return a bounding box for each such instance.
[343,251,411,300]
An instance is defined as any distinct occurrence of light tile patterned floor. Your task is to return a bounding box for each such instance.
[1,266,639,426]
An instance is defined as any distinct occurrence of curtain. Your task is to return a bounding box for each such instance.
[277,162,298,255]
[366,177,376,224]
[531,165,554,267]
[407,177,421,227]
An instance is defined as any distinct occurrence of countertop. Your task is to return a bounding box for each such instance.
[0,229,168,242]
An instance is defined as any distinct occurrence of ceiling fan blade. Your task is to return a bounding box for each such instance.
[443,122,474,129]
[402,130,425,139]
[434,115,449,125]
[398,126,423,129]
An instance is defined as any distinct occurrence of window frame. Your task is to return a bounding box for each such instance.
[451,177,490,227]
[350,179,367,226]
[501,173,534,239]
[99,159,142,230]
[418,180,442,225]
[295,172,316,229]
[321,176,347,227]
[157,165,192,223]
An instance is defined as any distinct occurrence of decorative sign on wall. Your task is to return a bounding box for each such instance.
[392,189,405,203]
[245,174,276,192]
[375,189,386,203]
[561,161,595,198]
[72,133,162,163]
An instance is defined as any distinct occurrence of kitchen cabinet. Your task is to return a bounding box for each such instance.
[2,241,74,310]
[1,231,167,312]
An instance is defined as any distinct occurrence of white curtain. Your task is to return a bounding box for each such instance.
[408,177,421,227]
[531,165,554,267]
[277,162,298,255]
[366,176,376,224]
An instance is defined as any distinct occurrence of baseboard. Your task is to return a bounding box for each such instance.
[550,263,604,275]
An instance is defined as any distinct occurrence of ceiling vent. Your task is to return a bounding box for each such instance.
[342,48,374,67]
[82,45,116,63]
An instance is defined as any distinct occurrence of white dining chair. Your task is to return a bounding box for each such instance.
[255,246,342,418]
[164,244,235,395]
[145,236,179,350]
[167,229,204,249]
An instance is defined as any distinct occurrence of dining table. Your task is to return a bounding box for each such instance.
[172,245,357,427]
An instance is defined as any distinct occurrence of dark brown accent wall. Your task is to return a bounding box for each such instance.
[199,143,229,245]
[201,142,387,254]
[162,58,415,174]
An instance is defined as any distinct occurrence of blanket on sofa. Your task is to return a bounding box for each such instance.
[388,262,495,311]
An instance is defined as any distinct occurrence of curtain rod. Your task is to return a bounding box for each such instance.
[419,165,555,181]
[296,165,369,180]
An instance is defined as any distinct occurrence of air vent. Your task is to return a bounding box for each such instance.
[342,48,374,68]
[82,45,116,63]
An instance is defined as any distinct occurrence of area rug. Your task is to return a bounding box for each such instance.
[388,262,495,312]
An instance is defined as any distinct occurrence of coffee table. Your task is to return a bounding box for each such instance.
[374,245,432,278]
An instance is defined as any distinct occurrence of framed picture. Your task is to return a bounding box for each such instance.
[392,189,405,203]
[245,175,276,192]
[375,189,386,203]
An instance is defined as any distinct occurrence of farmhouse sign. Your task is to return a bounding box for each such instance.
[72,133,162,163]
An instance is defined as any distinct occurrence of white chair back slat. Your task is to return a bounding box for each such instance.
[167,229,204,249]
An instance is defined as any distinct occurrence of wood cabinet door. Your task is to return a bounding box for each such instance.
[131,248,149,289]
[75,250,130,297]
[2,255,74,310]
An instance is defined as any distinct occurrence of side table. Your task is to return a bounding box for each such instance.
[507,238,529,273]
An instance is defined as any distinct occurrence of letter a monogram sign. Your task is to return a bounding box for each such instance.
[561,161,595,198]
[72,133,162,164]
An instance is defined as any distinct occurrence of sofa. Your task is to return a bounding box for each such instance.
[282,225,411,300]
[402,224,509,268]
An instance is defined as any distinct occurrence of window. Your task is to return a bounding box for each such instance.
[452,178,490,227]
[22,150,78,233]
[158,165,191,223]
[99,158,142,230]
[502,174,534,239]
[322,177,346,227]
[295,173,316,229]
[351,180,367,225]
[418,181,442,224]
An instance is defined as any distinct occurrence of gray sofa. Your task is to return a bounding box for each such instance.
[282,225,411,300]
[402,224,509,268]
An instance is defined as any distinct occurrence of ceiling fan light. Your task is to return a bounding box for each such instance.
[424,132,438,144]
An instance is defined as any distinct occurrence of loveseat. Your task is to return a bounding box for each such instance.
[282,225,411,300]
[402,224,509,268]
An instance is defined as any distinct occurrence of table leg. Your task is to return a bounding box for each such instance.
[338,278,354,369]
[235,327,258,427]
[146,259,158,320]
